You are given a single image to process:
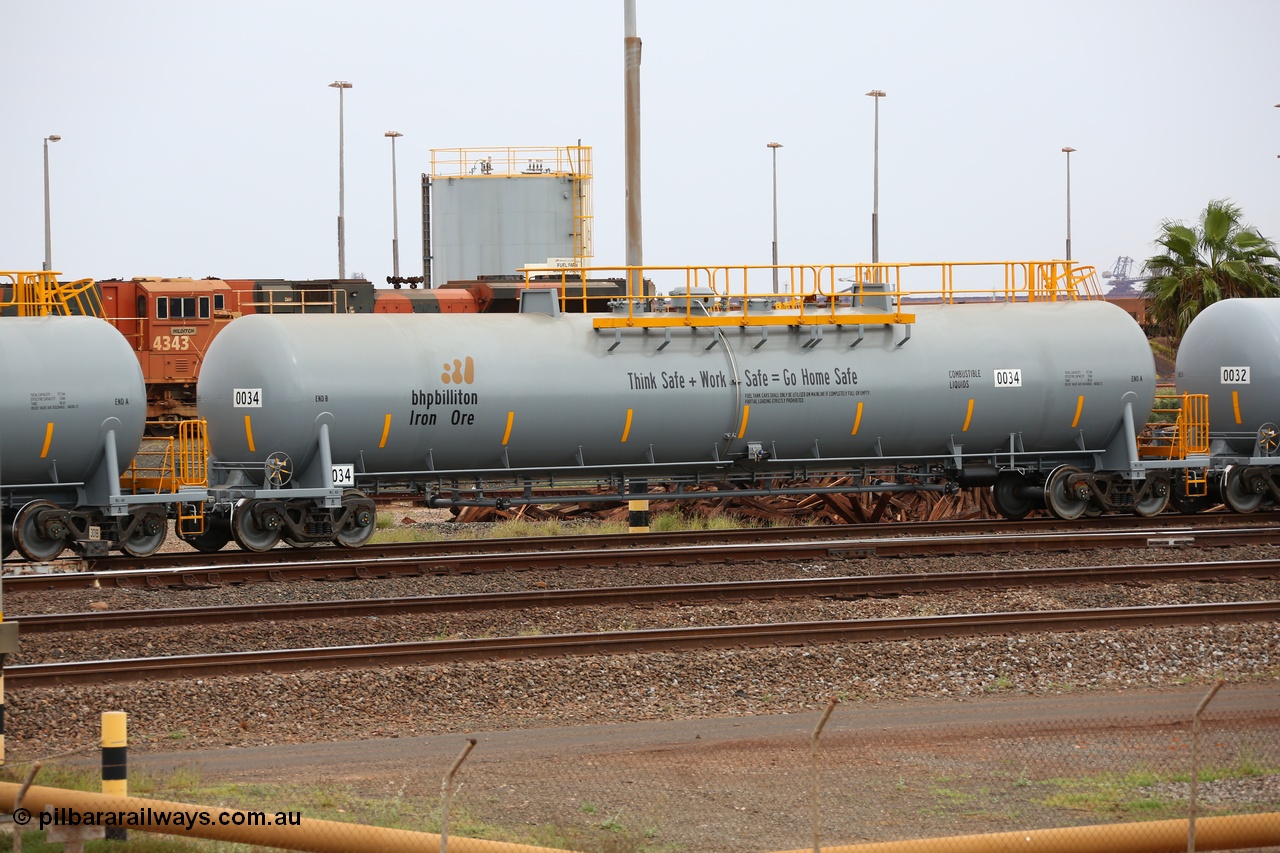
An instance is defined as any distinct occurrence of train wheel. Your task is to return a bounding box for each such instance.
[1221,465,1264,514]
[120,512,168,557]
[179,523,232,553]
[992,472,1034,520]
[333,489,377,548]
[1133,475,1171,518]
[231,500,283,551]
[1044,466,1089,520]
[12,500,69,561]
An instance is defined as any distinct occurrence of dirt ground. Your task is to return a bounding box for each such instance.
[123,685,1280,852]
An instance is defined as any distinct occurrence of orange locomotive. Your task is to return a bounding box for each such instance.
[94,275,635,428]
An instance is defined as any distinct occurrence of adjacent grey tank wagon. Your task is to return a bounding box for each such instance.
[0,316,207,560]
[194,282,1208,551]
[1175,298,1280,513]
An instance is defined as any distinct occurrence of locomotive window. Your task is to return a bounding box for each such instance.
[199,296,210,318]
[214,293,225,311]
[162,294,199,317]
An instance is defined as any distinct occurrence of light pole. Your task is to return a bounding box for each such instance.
[866,90,886,265]
[1061,146,1076,261]
[385,131,403,280]
[329,80,352,280]
[43,134,61,272]
[767,142,782,293]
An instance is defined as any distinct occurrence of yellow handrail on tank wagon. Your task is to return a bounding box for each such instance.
[0,270,103,317]
[121,419,209,534]
[1138,392,1210,459]
[121,419,209,493]
[522,260,1101,330]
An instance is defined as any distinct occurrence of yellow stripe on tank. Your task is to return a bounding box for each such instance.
[378,414,392,448]
[244,415,256,453]
[39,420,54,458]
[737,404,751,437]
[1071,395,1085,429]
[502,411,515,445]
[1232,390,1242,425]
[621,408,634,443]
[962,398,975,432]
[851,402,864,436]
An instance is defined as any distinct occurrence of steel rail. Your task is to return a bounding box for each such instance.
[74,511,1275,571]
[7,523,1279,591]
[9,600,1279,688]
[17,558,1280,634]
[0,512,1259,575]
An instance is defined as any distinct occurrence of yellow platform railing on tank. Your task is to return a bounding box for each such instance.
[0,270,103,317]
[523,260,1101,330]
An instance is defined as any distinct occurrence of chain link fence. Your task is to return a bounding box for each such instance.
[2,683,1277,852]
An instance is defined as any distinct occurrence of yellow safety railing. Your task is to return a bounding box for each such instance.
[524,260,1101,330]
[430,145,592,179]
[121,419,210,494]
[0,270,103,317]
[1138,391,1210,460]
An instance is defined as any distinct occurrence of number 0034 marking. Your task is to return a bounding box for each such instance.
[331,465,355,487]
[233,388,262,407]
[993,369,1023,388]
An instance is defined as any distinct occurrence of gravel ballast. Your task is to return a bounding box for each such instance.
[6,540,1279,760]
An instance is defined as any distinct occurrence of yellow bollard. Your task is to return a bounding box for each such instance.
[628,479,649,533]
[101,711,127,841]
[627,499,650,533]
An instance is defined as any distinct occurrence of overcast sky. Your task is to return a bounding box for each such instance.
[4,0,1278,290]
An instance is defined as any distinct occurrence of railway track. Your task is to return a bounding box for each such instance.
[19,557,1280,633]
[7,518,1279,591]
[2,512,1267,577]
[9,600,1277,689]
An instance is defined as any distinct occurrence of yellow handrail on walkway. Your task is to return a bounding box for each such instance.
[522,260,1101,330]
[0,270,103,317]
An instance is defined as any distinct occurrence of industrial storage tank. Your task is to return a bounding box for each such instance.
[197,299,1155,487]
[426,146,593,285]
[0,315,146,488]
[1176,298,1280,454]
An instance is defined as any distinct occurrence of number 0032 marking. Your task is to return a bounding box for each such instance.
[1220,366,1250,384]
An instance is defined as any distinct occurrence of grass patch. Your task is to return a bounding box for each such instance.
[1039,769,1181,819]
[0,762,679,852]
[1038,750,1280,820]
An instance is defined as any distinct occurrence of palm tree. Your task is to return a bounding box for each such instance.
[1143,199,1280,337]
